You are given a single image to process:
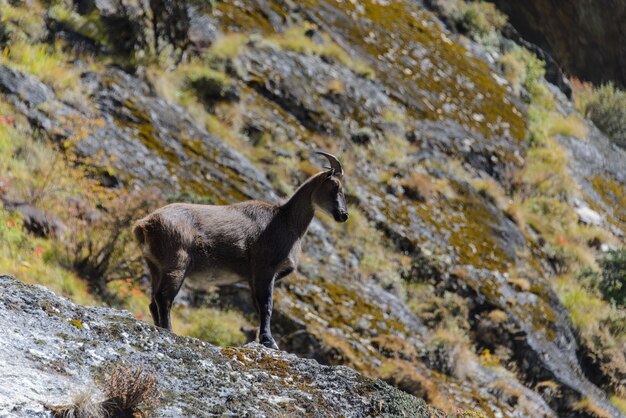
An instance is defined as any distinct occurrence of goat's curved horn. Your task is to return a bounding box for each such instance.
[315,151,343,176]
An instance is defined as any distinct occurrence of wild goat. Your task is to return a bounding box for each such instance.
[133,152,348,349]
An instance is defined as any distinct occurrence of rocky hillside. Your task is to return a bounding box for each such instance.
[0,0,625,417]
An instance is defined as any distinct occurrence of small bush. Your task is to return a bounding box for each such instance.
[557,277,609,330]
[576,267,602,292]
[101,364,159,417]
[369,133,410,167]
[581,82,626,148]
[0,1,47,42]
[459,1,507,37]
[1,115,163,299]
[520,141,575,199]
[498,47,557,146]
[469,177,508,210]
[182,65,236,109]
[51,364,158,418]
[62,187,163,297]
[422,328,475,378]
[431,0,506,40]
[497,51,526,96]
[599,248,626,307]
[498,47,546,98]
[48,5,107,46]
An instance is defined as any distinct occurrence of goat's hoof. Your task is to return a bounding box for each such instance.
[260,336,279,350]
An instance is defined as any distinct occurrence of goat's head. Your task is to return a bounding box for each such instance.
[313,151,348,223]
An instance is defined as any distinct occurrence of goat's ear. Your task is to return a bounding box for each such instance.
[325,169,335,178]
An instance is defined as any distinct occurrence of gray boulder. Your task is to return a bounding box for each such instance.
[0,275,437,418]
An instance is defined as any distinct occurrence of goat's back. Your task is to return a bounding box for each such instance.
[134,202,277,278]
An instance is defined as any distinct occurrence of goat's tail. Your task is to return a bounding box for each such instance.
[133,219,147,245]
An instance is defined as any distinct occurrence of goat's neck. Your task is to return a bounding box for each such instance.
[279,174,321,237]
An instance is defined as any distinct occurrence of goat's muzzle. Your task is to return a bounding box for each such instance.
[334,210,349,223]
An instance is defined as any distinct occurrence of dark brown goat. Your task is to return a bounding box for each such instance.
[133,152,347,349]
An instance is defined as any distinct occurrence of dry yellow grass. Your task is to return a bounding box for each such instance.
[574,397,612,418]
[548,114,587,139]
[272,24,374,79]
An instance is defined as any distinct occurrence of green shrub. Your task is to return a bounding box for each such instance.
[581,83,626,148]
[576,267,602,292]
[557,277,609,330]
[459,1,507,37]
[498,47,546,98]
[61,186,163,296]
[48,5,107,46]
[599,248,626,307]
[432,0,506,40]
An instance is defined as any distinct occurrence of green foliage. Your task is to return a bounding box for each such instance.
[432,0,506,40]
[519,141,575,200]
[48,4,107,45]
[557,277,609,331]
[548,114,587,139]
[581,82,626,148]
[0,111,161,299]
[498,47,557,146]
[459,1,507,37]
[179,307,249,347]
[369,133,410,167]
[0,40,87,97]
[61,187,162,295]
[498,47,546,98]
[0,1,47,41]
[0,207,93,305]
[599,249,626,307]
[576,267,602,291]
[182,65,233,108]
[502,45,626,388]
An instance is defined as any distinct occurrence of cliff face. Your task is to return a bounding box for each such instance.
[493,0,626,87]
[0,0,625,417]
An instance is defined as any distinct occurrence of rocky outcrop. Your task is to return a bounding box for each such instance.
[0,275,436,417]
[493,0,626,87]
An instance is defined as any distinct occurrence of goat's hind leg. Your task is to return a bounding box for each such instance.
[145,259,161,326]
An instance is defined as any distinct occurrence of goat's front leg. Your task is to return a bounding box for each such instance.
[253,270,279,350]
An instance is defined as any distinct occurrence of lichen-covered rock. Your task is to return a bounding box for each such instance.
[0,64,274,205]
[0,275,438,418]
